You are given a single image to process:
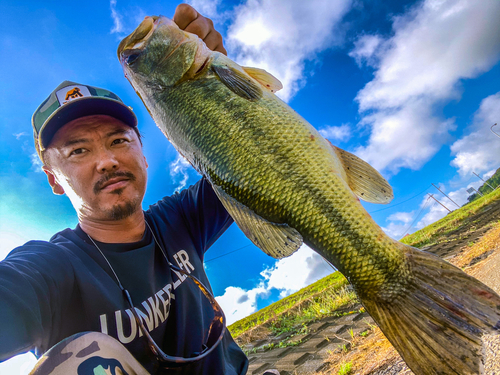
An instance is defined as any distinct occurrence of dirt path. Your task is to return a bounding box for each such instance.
[468,244,500,295]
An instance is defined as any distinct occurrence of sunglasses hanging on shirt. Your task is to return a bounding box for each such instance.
[86,219,226,369]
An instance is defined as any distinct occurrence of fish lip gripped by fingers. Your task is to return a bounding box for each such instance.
[118,16,195,75]
[117,15,160,63]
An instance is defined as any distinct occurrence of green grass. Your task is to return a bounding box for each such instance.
[338,361,352,375]
[228,271,351,338]
[267,285,358,336]
[401,188,500,248]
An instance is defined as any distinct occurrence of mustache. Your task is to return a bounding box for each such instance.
[93,171,136,194]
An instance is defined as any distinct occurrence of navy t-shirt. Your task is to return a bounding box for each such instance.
[0,178,248,374]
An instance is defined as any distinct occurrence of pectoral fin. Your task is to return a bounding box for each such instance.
[212,64,263,101]
[211,183,303,259]
[242,67,283,93]
[330,142,393,204]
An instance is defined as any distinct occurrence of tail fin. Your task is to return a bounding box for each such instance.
[361,245,500,375]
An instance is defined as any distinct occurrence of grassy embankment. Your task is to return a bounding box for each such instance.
[228,187,500,342]
[228,271,355,341]
[400,187,500,248]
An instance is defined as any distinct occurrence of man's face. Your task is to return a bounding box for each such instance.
[43,115,148,222]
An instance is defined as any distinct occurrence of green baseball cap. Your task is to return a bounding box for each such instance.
[32,80,138,159]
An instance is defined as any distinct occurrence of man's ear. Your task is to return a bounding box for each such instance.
[42,166,65,195]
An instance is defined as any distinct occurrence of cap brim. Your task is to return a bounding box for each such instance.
[39,97,138,150]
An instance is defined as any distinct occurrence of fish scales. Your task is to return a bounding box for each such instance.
[119,16,500,375]
[147,70,402,298]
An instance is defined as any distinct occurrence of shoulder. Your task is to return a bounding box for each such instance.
[146,178,215,217]
[3,228,81,274]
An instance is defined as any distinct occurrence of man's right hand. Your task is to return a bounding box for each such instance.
[173,4,227,55]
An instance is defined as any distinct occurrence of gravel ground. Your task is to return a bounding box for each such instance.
[470,248,500,375]
[469,246,500,295]
[483,334,500,375]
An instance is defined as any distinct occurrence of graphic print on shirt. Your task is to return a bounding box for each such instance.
[98,250,195,344]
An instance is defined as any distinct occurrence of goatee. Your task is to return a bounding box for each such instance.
[107,198,141,221]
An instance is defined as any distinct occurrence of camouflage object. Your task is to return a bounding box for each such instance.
[32,81,137,160]
[118,16,500,375]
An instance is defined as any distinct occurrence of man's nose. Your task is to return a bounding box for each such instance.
[96,149,119,172]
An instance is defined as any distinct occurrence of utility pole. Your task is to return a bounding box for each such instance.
[472,171,495,191]
[431,183,460,208]
[428,194,451,212]
[491,123,500,139]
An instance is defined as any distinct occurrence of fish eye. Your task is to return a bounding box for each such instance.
[123,49,142,65]
[126,53,140,65]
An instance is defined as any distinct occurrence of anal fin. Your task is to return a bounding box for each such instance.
[211,183,303,259]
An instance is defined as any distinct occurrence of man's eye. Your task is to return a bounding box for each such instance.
[112,138,127,145]
[70,148,86,156]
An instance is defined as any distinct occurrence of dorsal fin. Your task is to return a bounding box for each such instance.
[329,142,393,204]
[242,67,283,93]
[210,183,302,259]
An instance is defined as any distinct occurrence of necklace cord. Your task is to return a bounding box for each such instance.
[87,234,125,290]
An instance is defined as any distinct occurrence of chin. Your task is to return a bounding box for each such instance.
[104,201,138,221]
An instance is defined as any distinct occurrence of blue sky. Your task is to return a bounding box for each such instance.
[1,0,500,372]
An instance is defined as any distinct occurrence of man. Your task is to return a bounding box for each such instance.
[0,4,276,374]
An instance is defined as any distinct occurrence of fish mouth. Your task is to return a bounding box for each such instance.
[117,15,160,63]
[118,15,209,85]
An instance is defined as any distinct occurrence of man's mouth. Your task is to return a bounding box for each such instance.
[94,172,136,194]
[102,178,129,191]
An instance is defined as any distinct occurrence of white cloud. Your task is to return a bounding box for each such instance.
[450,92,500,176]
[415,194,452,230]
[353,0,500,173]
[216,284,269,325]
[319,124,351,142]
[110,0,124,34]
[169,155,191,192]
[13,132,27,140]
[382,210,415,239]
[187,0,221,20]
[215,245,333,324]
[262,245,333,298]
[357,98,455,172]
[349,34,383,67]
[30,152,43,173]
[483,169,496,180]
[227,0,353,101]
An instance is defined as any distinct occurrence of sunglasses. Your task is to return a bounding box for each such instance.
[122,261,226,368]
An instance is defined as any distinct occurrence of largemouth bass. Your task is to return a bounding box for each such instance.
[118,16,500,374]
